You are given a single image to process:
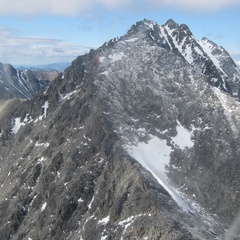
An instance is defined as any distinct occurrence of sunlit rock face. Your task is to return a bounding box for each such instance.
[0,19,240,239]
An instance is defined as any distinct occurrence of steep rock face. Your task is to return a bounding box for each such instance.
[0,63,57,100]
[0,19,240,240]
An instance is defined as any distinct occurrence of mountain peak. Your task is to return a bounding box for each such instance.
[127,18,157,35]
[164,18,179,28]
[107,18,240,100]
[142,18,156,26]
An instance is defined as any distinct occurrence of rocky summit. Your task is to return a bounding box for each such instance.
[0,19,240,240]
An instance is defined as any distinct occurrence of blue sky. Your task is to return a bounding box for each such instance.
[0,0,239,66]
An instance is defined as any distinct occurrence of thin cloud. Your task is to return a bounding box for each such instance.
[206,32,225,40]
[0,0,239,16]
[0,28,91,65]
[229,50,240,61]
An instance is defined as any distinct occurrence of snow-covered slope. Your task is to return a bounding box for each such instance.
[0,19,240,239]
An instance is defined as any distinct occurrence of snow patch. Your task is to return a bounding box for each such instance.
[88,195,94,209]
[118,213,150,238]
[126,135,190,212]
[12,117,25,134]
[100,56,106,62]
[125,38,139,43]
[40,202,47,212]
[78,198,84,203]
[101,235,108,240]
[109,52,124,62]
[159,26,172,50]
[35,141,50,148]
[59,89,81,101]
[37,157,46,164]
[143,21,155,30]
[12,114,35,133]
[33,101,50,122]
[42,101,49,118]
[100,70,109,76]
[119,215,135,233]
[194,46,204,56]
[172,121,194,149]
[98,216,110,225]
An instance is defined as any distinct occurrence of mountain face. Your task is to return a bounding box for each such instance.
[0,63,60,100]
[0,19,240,240]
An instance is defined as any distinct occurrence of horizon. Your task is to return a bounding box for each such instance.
[0,0,239,65]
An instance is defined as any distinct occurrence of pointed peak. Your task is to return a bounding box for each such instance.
[3,63,15,73]
[142,18,157,27]
[202,37,208,42]
[164,19,179,28]
[179,23,190,32]
[201,37,216,47]
[201,37,225,53]
[127,19,157,35]
[163,19,193,38]
[201,37,216,45]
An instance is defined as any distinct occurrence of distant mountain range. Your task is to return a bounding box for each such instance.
[15,62,71,72]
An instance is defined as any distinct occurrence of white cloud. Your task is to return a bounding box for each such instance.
[0,0,130,16]
[149,0,240,11]
[0,29,90,65]
[0,0,239,16]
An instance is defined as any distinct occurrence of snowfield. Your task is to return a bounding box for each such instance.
[126,134,190,212]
